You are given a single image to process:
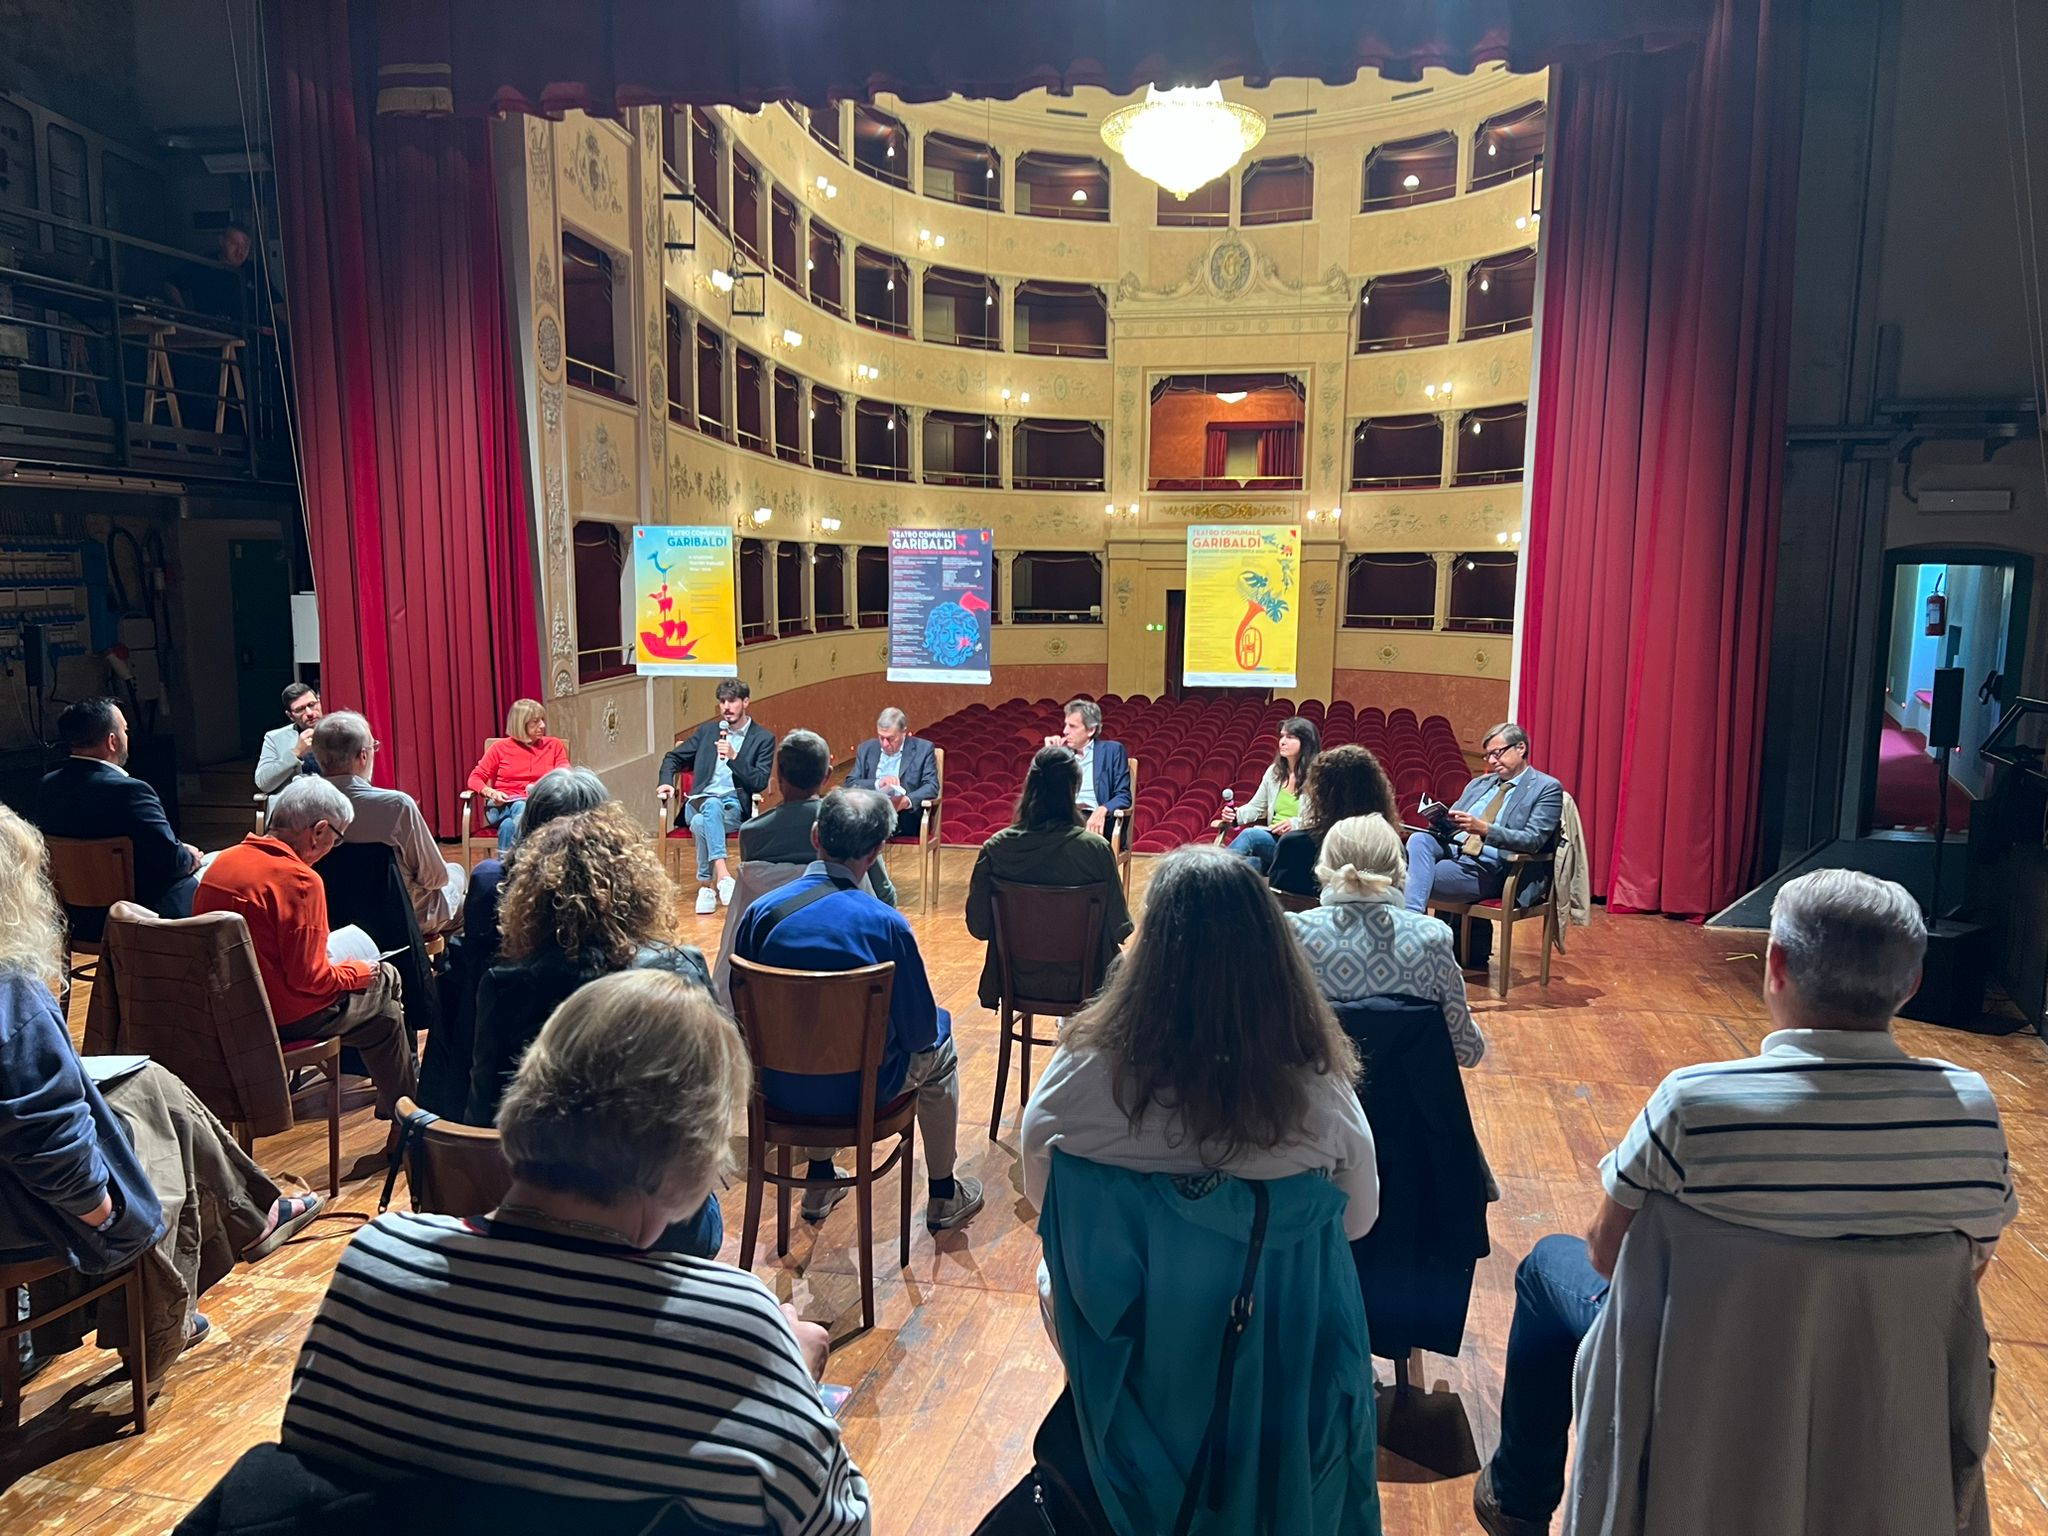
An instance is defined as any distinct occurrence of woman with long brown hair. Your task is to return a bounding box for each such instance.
[1216,714,1322,875]
[1269,743,1402,898]
[1018,845,1377,1239]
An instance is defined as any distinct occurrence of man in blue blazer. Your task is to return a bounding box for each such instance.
[845,706,940,841]
[37,697,201,942]
[1043,698,1131,842]
[1404,722,1563,967]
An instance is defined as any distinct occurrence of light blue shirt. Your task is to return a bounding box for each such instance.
[708,719,750,797]
[1075,742,1097,810]
[876,747,903,787]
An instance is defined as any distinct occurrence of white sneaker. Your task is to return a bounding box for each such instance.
[717,876,737,907]
[694,886,718,915]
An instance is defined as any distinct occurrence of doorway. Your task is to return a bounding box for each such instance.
[1164,588,1185,699]
[1865,550,2030,836]
[230,539,295,757]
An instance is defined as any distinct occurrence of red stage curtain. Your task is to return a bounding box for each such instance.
[1203,425,1230,480]
[1516,0,1802,918]
[372,0,1712,115]
[269,0,540,837]
[1257,423,1301,479]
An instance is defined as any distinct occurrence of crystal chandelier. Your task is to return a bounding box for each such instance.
[1100,83,1267,200]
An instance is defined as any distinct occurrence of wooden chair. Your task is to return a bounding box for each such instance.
[1273,888,1318,915]
[0,1253,150,1434]
[1110,756,1139,897]
[45,835,134,988]
[659,739,763,885]
[987,881,1109,1139]
[729,957,912,1334]
[1428,852,1560,998]
[884,745,945,916]
[85,903,342,1196]
[455,737,508,870]
[389,1097,513,1216]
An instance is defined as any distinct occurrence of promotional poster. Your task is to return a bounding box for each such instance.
[631,524,739,678]
[1183,524,1300,688]
[887,527,994,684]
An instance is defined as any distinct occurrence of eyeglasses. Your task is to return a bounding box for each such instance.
[1482,744,1521,760]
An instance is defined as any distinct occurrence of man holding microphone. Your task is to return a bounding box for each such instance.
[658,679,777,913]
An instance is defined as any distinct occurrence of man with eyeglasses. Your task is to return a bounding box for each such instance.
[1403,721,1562,969]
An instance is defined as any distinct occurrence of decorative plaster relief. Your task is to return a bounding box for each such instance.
[576,421,631,499]
[527,121,551,195]
[565,127,625,215]
[536,314,563,376]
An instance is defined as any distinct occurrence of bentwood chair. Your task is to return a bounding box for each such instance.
[386,1096,514,1217]
[987,880,1110,1139]
[455,736,508,870]
[0,1252,150,1433]
[1427,852,1560,999]
[1110,756,1139,897]
[884,745,945,916]
[45,835,135,991]
[729,957,911,1335]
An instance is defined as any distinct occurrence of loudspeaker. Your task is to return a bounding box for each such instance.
[1899,918,2022,1033]
[1928,666,1965,750]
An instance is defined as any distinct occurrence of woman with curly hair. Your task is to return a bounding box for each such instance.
[1270,744,1404,897]
[466,800,709,1127]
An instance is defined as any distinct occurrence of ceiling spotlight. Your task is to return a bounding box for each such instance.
[1402,173,1420,190]
[1215,390,1247,404]
[1071,188,1088,203]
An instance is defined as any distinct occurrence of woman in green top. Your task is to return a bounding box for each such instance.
[1219,715,1321,875]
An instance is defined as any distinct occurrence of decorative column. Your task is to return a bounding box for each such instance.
[720,333,737,443]
[997,549,1018,624]
[763,538,782,638]
[907,405,928,483]
[800,541,818,632]
[1439,411,1458,487]
[1446,259,1470,347]
[994,275,1015,351]
[797,377,814,463]
[1431,551,1457,631]
[841,541,861,626]
[906,258,927,342]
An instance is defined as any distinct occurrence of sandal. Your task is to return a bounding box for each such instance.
[242,1192,324,1262]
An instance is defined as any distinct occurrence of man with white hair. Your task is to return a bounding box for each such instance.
[846,706,940,843]
[311,710,465,936]
[1473,868,2018,1536]
[195,777,417,1127]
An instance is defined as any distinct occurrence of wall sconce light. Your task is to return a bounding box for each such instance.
[1304,507,1342,524]
[1402,173,1420,189]
[1071,188,1088,203]
[1495,528,1522,545]
[661,190,697,252]
[1000,388,1031,407]
[820,515,842,532]
[752,506,773,525]
[1104,502,1140,524]
[855,363,879,383]
[811,174,840,201]
[1479,276,1490,292]
[1424,381,1454,401]
[709,268,735,293]
[782,327,804,348]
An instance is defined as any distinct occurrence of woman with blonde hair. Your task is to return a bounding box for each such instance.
[0,806,321,1388]
[282,970,871,1531]
[1289,813,1483,1066]
[467,800,708,1125]
[466,696,571,850]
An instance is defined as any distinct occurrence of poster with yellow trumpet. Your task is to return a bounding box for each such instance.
[1183,524,1300,689]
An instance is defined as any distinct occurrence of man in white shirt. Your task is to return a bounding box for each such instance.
[1473,868,2017,1536]
[1041,699,1131,841]
[255,683,323,795]
[310,710,465,936]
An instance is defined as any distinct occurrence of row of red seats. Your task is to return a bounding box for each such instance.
[921,695,1476,855]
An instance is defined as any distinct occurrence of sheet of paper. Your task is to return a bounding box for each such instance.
[327,924,381,967]
[81,1054,150,1086]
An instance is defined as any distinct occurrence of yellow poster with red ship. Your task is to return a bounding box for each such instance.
[1183,524,1300,689]
[631,524,737,678]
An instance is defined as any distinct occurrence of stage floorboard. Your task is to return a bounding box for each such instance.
[7,851,2048,1532]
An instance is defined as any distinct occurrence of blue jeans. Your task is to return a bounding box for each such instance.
[651,1194,724,1259]
[1403,829,1506,962]
[485,798,526,852]
[1232,825,1280,874]
[688,790,746,880]
[1488,1234,1610,1521]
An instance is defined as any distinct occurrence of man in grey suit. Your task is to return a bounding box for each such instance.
[1404,722,1563,966]
[255,683,323,795]
[845,707,939,842]
[311,710,465,936]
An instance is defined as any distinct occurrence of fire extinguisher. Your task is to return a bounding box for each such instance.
[1925,572,1947,636]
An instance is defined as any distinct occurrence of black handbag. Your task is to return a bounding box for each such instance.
[973,1183,1272,1536]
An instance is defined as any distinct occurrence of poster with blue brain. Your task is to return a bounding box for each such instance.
[887,528,994,684]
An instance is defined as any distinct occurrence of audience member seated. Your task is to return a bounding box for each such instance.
[195,778,418,1137]
[1289,814,1484,1067]
[254,683,323,796]
[0,806,322,1383]
[658,678,777,915]
[311,710,465,936]
[732,788,983,1232]
[741,729,894,904]
[466,801,709,1127]
[465,697,571,852]
[846,705,940,842]
[420,767,609,1117]
[1471,869,2017,1536]
[35,696,201,941]
[1270,744,1402,898]
[1020,847,1377,1243]
[1041,698,1130,840]
[1217,714,1319,876]
[1404,722,1562,971]
[279,970,872,1533]
[965,744,1133,1012]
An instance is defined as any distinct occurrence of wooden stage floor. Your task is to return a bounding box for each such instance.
[7,851,2048,1533]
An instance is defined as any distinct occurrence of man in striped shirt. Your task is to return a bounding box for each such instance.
[1475,868,2017,1536]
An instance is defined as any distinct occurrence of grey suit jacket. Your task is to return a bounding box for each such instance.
[1452,765,1563,860]
[255,724,312,794]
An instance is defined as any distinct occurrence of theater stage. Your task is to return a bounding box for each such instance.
[7,855,2048,1534]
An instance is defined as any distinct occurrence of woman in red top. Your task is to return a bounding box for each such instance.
[468,698,571,850]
